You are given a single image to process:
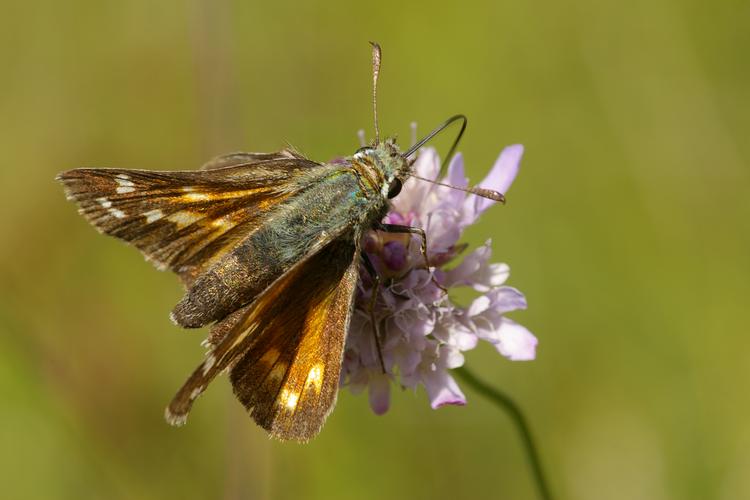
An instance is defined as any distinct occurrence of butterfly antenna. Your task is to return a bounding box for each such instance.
[403,114,467,172]
[410,174,506,203]
[370,41,382,145]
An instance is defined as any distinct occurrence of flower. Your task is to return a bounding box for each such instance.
[342,143,536,414]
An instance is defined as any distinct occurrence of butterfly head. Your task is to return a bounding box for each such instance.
[353,138,409,199]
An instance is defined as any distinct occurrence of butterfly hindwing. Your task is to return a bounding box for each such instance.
[165,234,359,442]
[230,238,358,441]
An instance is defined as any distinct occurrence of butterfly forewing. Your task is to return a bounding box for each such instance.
[166,235,358,441]
[56,154,318,285]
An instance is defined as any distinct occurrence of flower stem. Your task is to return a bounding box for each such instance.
[453,366,553,500]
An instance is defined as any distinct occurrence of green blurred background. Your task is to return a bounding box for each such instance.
[2,1,749,499]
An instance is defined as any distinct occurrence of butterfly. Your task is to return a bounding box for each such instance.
[56,43,503,441]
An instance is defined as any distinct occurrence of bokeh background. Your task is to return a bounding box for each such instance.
[2,1,749,499]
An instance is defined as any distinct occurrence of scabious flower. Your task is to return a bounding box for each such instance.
[342,144,536,414]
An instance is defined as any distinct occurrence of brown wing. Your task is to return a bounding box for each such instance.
[57,153,319,285]
[165,235,358,442]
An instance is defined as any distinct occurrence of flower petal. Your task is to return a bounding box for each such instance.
[442,346,465,369]
[444,240,511,291]
[393,148,440,215]
[437,153,469,208]
[423,370,467,409]
[368,372,392,415]
[392,342,423,380]
[479,263,510,291]
[444,241,490,285]
[424,209,462,253]
[484,144,524,195]
[494,318,537,361]
[415,147,441,180]
[487,286,528,315]
[393,310,434,340]
[467,294,492,317]
[433,318,478,351]
[445,153,468,188]
[468,287,527,319]
[463,144,524,221]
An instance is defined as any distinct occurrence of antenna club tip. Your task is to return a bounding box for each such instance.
[472,187,506,204]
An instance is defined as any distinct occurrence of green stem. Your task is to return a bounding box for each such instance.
[453,366,553,500]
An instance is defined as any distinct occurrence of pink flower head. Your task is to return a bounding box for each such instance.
[342,142,536,413]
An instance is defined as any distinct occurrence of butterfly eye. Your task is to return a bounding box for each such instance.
[387,178,402,199]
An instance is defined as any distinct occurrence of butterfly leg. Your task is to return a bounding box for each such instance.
[360,252,387,374]
[373,223,447,293]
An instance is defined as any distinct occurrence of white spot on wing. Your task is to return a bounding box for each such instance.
[115,175,135,187]
[110,176,136,194]
[279,389,299,410]
[143,209,164,223]
[305,363,324,393]
[164,407,188,427]
[182,192,210,202]
[189,387,204,401]
[109,208,125,219]
[202,353,216,375]
[167,211,202,228]
[97,197,112,208]
[210,216,235,230]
